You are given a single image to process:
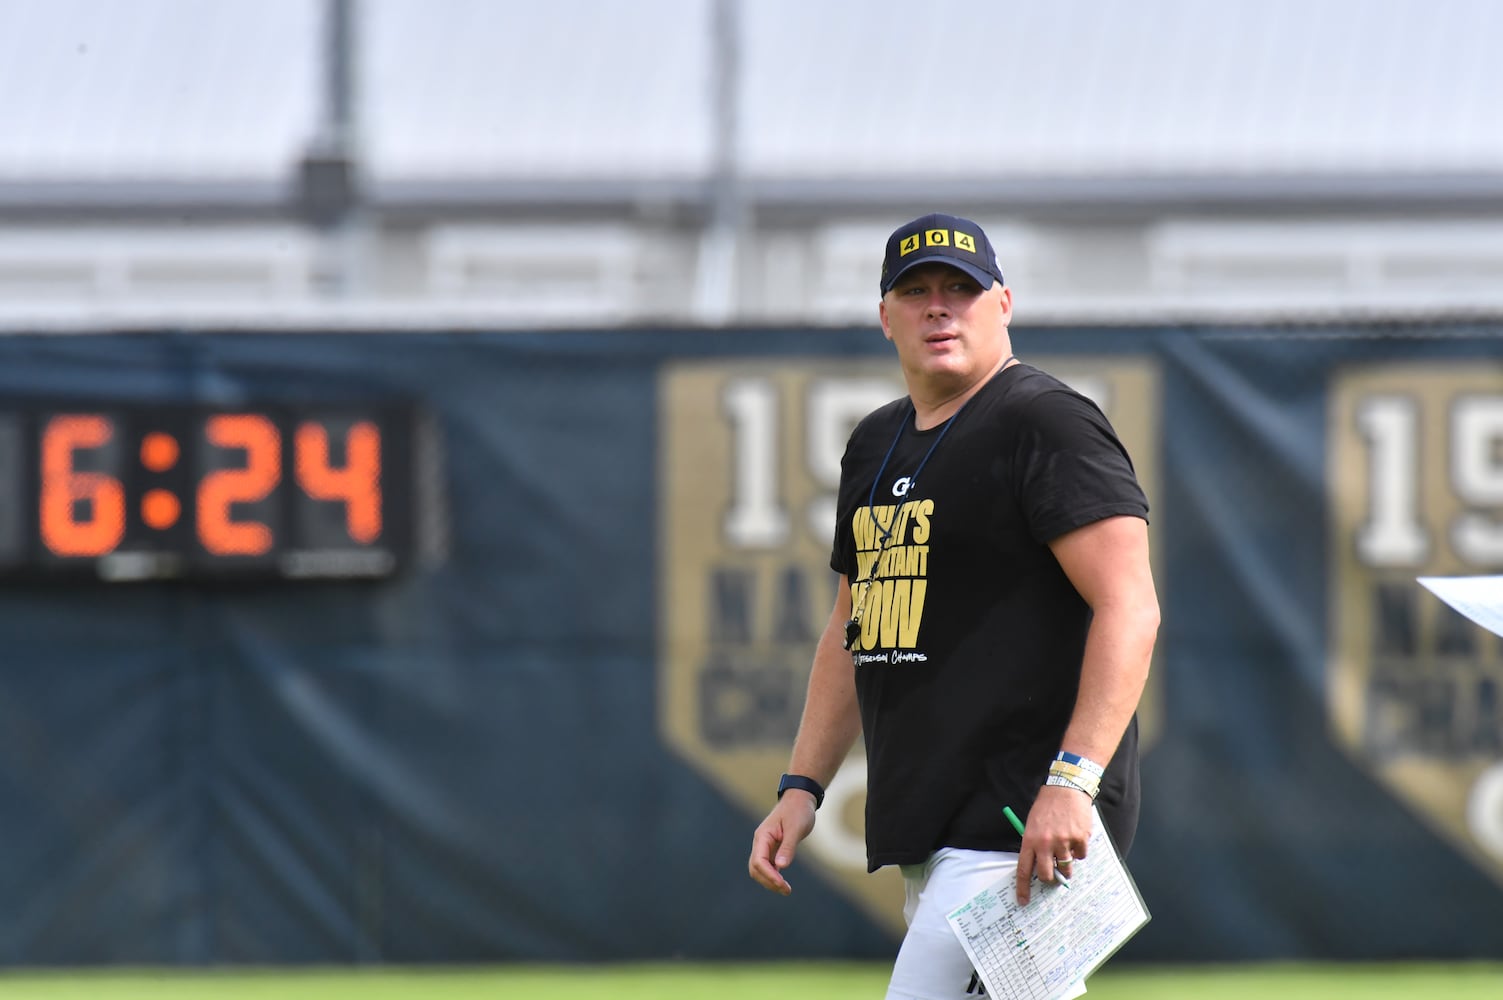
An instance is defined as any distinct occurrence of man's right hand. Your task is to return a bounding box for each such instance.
[747,792,818,895]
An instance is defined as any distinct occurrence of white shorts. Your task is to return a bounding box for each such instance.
[885,847,1088,1000]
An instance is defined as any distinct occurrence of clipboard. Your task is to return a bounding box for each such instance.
[1417,575,1503,639]
[945,805,1149,1000]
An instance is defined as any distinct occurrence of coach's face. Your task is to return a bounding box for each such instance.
[879,262,1013,390]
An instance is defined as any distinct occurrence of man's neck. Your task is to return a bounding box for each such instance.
[909,355,1015,430]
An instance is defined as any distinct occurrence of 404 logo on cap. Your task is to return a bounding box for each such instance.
[899,228,978,256]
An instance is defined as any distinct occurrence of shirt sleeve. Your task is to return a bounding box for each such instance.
[1013,388,1149,544]
[829,438,857,576]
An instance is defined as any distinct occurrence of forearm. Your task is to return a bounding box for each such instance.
[1060,599,1159,764]
[748,584,859,895]
[786,580,862,785]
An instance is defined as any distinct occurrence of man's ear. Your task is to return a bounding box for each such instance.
[998,285,1014,324]
[879,300,893,342]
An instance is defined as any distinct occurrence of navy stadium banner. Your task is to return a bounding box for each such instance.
[0,326,1499,965]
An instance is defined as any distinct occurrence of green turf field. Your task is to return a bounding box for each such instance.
[0,962,1499,999]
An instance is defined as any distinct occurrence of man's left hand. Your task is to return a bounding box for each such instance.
[1013,784,1092,905]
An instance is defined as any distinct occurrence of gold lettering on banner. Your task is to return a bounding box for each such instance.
[1328,364,1503,889]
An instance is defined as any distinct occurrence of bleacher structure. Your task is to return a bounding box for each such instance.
[2,0,1502,329]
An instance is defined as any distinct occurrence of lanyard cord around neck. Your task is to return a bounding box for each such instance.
[843,356,1013,651]
[862,406,953,539]
[861,354,1015,539]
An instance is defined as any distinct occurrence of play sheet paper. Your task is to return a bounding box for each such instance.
[1418,575,1503,639]
[945,806,1149,1000]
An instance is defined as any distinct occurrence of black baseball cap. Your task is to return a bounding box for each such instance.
[879,213,1005,295]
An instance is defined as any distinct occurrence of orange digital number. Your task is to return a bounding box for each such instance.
[295,421,382,543]
[39,414,127,557]
[198,414,281,556]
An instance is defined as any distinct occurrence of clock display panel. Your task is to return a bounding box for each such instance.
[0,402,416,581]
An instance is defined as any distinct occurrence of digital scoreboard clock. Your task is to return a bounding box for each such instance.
[0,401,418,581]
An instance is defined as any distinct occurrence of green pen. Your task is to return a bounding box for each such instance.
[1003,805,1070,889]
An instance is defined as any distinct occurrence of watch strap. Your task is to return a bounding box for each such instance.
[777,773,825,809]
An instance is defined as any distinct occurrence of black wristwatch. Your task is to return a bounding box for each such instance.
[777,773,826,809]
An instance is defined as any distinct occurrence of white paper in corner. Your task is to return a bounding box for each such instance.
[1417,575,1503,639]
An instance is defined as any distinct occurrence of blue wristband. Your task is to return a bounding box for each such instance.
[1054,751,1105,779]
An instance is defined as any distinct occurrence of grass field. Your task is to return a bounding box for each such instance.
[0,962,1499,999]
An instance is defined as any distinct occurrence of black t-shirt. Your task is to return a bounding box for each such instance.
[830,363,1149,871]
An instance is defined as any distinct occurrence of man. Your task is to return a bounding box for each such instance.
[747,213,1160,999]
